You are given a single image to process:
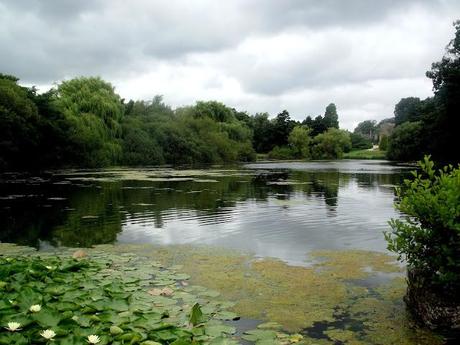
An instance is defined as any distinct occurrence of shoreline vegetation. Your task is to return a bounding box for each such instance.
[1,19,458,172]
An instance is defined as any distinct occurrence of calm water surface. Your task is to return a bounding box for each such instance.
[0,160,410,265]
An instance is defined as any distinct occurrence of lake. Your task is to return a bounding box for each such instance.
[1,160,408,265]
[2,160,454,344]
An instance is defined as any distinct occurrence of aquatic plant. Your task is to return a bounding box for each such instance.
[0,248,243,344]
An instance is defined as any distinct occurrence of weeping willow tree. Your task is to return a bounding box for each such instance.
[55,77,124,167]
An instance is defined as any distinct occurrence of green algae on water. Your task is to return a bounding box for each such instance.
[91,243,445,345]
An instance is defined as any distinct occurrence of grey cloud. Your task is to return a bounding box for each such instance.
[0,0,451,84]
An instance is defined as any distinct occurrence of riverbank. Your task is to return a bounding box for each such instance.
[343,149,387,160]
[256,150,388,162]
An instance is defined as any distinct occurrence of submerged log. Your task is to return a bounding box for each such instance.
[405,268,460,330]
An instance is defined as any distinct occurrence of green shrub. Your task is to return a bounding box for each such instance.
[267,146,295,160]
[386,121,423,161]
[385,156,460,293]
[350,133,372,150]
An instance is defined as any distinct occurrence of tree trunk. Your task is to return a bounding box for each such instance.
[405,268,460,330]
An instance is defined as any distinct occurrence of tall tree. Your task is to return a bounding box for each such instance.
[424,20,460,163]
[0,74,40,169]
[323,103,339,129]
[55,77,124,167]
[354,120,377,142]
[272,110,296,148]
[394,97,422,126]
[288,126,312,158]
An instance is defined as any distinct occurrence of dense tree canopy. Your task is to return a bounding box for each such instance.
[0,80,362,169]
[394,97,422,126]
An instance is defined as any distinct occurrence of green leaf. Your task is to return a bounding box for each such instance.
[189,303,203,326]
[32,308,62,327]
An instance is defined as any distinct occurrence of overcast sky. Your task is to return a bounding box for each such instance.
[1,0,459,130]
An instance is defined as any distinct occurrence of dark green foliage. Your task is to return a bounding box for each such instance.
[271,110,296,148]
[350,133,372,150]
[387,122,423,161]
[323,103,339,129]
[385,156,460,293]
[0,76,41,170]
[302,104,339,137]
[394,97,422,125]
[0,76,69,170]
[251,113,275,153]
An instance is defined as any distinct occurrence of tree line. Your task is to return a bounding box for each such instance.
[0,72,356,170]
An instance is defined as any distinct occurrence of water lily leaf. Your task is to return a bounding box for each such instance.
[242,329,277,342]
[107,299,130,312]
[32,308,62,327]
[209,336,239,345]
[215,311,239,321]
[205,324,236,337]
[0,332,28,345]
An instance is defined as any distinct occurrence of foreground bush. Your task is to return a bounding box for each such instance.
[385,156,460,328]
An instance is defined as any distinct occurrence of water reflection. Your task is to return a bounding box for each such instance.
[0,160,410,265]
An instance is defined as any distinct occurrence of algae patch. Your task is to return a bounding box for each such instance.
[91,244,445,345]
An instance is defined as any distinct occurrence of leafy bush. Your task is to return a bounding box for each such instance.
[386,121,423,161]
[385,156,460,293]
[288,126,311,159]
[267,146,296,160]
[350,133,372,150]
[312,128,351,159]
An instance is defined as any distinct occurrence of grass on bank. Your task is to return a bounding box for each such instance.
[343,149,387,160]
[257,149,387,161]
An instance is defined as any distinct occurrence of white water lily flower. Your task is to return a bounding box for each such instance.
[5,322,21,331]
[29,304,41,312]
[87,335,100,344]
[40,329,56,340]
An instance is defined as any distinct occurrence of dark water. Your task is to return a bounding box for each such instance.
[0,160,410,265]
